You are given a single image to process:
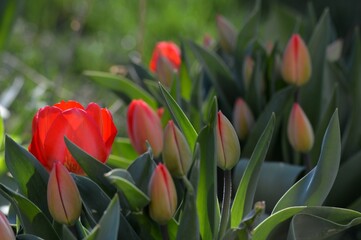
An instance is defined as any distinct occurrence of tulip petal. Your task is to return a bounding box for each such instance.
[54,100,85,111]
[149,41,181,73]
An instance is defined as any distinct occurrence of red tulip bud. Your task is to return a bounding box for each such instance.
[281,34,312,86]
[47,161,82,225]
[232,98,255,140]
[0,211,15,240]
[127,100,163,157]
[287,103,314,153]
[163,120,192,177]
[149,41,181,73]
[216,15,237,53]
[148,164,177,224]
[216,111,241,170]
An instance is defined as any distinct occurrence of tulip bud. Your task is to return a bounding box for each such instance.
[156,56,176,88]
[216,15,237,53]
[243,56,255,90]
[216,111,241,170]
[127,100,163,157]
[287,103,314,153]
[163,120,192,177]
[0,211,15,240]
[232,98,255,140]
[47,161,82,225]
[281,34,312,86]
[148,164,177,224]
[149,41,181,73]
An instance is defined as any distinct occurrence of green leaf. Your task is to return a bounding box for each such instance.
[272,110,341,213]
[299,9,332,127]
[64,137,116,197]
[106,169,150,211]
[0,0,16,51]
[4,136,50,218]
[231,114,275,227]
[179,41,192,101]
[106,137,138,169]
[0,184,59,239]
[83,70,157,109]
[86,195,120,240]
[196,97,220,240]
[188,41,240,116]
[159,83,197,151]
[16,235,48,240]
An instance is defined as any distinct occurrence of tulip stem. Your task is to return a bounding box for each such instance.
[160,224,169,240]
[218,170,232,239]
[181,175,194,195]
[75,218,87,239]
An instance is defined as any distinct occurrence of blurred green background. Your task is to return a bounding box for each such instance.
[0,0,360,142]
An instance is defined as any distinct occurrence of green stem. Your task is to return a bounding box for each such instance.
[75,218,87,239]
[218,170,232,239]
[181,175,194,195]
[160,224,169,240]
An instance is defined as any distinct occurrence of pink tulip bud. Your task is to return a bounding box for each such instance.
[216,111,241,170]
[148,164,177,224]
[149,41,181,73]
[287,103,314,153]
[281,34,312,86]
[163,120,192,177]
[127,100,163,157]
[156,56,176,88]
[232,98,255,140]
[47,161,82,225]
[216,15,237,53]
[0,211,15,240]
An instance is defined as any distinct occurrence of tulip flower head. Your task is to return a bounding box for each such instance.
[149,41,181,73]
[28,100,117,174]
[47,161,82,225]
[216,111,241,170]
[287,103,314,153]
[163,120,192,177]
[127,100,163,157]
[281,34,312,86]
[216,15,237,53]
[0,211,15,240]
[148,163,177,225]
[232,98,255,140]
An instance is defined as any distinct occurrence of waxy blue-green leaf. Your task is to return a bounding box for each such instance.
[272,110,340,213]
[4,135,50,218]
[0,184,59,240]
[196,97,220,240]
[159,83,197,151]
[231,114,275,227]
[188,41,240,116]
[84,70,157,109]
[106,169,150,211]
[65,137,116,197]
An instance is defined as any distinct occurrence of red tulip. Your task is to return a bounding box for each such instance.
[28,100,117,174]
[149,41,181,73]
[127,100,163,157]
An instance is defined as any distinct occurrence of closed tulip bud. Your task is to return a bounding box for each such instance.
[47,161,82,225]
[127,100,163,157]
[0,211,15,240]
[148,164,177,224]
[216,15,237,53]
[232,98,255,140]
[243,56,254,90]
[287,103,314,153]
[149,41,181,73]
[281,34,312,86]
[163,120,192,177]
[216,111,241,170]
[156,56,176,88]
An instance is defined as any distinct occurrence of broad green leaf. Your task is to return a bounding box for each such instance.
[242,86,294,157]
[0,184,59,239]
[65,138,116,197]
[196,97,219,240]
[86,195,120,240]
[106,169,150,211]
[16,235,48,240]
[272,110,341,213]
[0,0,16,51]
[4,136,50,218]
[159,83,197,151]
[299,9,332,127]
[127,151,156,194]
[179,41,192,101]
[231,114,275,227]
[107,154,133,169]
[188,41,240,116]
[83,70,157,109]
[107,137,137,169]
[73,175,110,225]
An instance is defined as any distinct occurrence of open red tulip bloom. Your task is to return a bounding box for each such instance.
[29,100,117,174]
[149,41,181,73]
